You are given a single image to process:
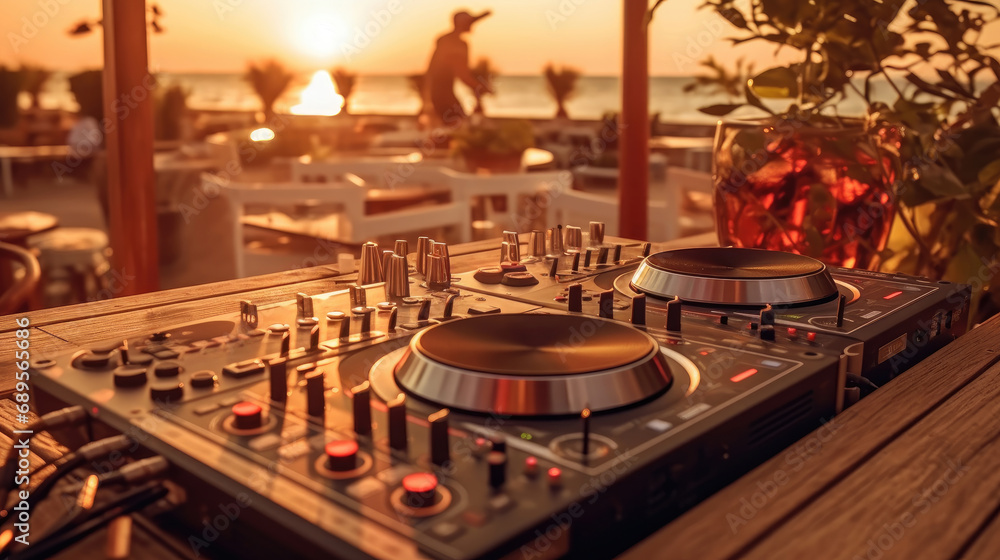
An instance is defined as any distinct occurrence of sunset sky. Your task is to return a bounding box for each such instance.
[2,0,999,76]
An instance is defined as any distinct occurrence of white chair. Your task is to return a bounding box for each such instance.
[205,172,466,278]
[292,158,571,241]
[547,166,714,241]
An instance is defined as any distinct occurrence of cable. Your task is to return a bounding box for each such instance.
[0,435,133,529]
[62,457,169,493]
[8,482,169,560]
[846,373,880,396]
[0,406,87,517]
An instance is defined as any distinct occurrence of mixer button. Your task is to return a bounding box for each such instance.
[524,456,539,477]
[113,365,148,388]
[194,403,220,415]
[128,353,153,366]
[401,473,439,508]
[467,305,500,315]
[222,359,265,379]
[248,433,282,452]
[547,467,563,487]
[149,382,184,403]
[324,440,360,472]
[474,267,504,284]
[268,323,290,334]
[296,317,319,328]
[232,402,263,430]
[189,370,217,388]
[488,494,514,513]
[152,350,179,360]
[90,341,123,354]
[645,419,673,433]
[428,522,464,541]
[501,272,539,287]
[488,451,507,488]
[153,361,181,377]
[78,351,113,369]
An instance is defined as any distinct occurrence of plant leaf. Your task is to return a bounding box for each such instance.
[699,104,745,116]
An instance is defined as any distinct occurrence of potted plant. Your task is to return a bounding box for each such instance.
[543,64,580,119]
[450,117,534,173]
[244,59,294,121]
[470,58,497,115]
[331,67,356,115]
[688,0,1000,319]
[0,66,25,130]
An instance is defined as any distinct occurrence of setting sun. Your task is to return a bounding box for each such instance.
[290,70,345,116]
[292,15,350,61]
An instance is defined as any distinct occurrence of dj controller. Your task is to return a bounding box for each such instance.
[26,226,970,559]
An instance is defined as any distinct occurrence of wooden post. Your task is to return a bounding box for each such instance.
[618,0,650,240]
[102,0,159,295]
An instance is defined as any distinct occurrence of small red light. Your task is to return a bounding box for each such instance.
[547,467,562,484]
[730,368,758,383]
[525,456,538,467]
[807,332,817,342]
[883,291,903,300]
[787,328,797,337]
[324,440,358,458]
[402,472,438,494]
[232,402,261,417]
[91,407,99,416]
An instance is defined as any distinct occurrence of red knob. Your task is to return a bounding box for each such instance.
[324,440,359,472]
[401,472,438,508]
[232,402,262,430]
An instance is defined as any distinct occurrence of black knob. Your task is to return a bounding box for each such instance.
[760,325,776,341]
[599,290,614,318]
[571,252,580,272]
[389,395,408,451]
[548,257,559,278]
[836,295,846,328]
[429,409,450,466]
[280,331,290,357]
[232,402,263,430]
[612,244,622,263]
[488,451,507,488]
[189,370,217,389]
[583,249,592,268]
[306,370,325,417]
[113,365,147,388]
[759,304,775,327]
[568,283,583,313]
[631,294,646,326]
[153,361,181,378]
[490,434,506,454]
[150,382,183,403]
[324,440,359,472]
[268,358,288,402]
[352,381,372,436]
[597,246,609,265]
[666,296,682,333]
[719,314,729,326]
[581,407,592,459]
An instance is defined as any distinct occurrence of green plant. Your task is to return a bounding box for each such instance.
[451,118,534,160]
[470,58,497,115]
[155,83,189,140]
[688,0,1000,319]
[0,66,26,128]
[244,59,294,119]
[68,69,103,120]
[331,68,356,115]
[543,64,580,119]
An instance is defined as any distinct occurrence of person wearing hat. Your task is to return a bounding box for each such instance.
[424,10,493,126]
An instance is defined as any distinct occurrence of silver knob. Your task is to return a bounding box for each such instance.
[385,254,410,298]
[548,226,564,256]
[564,226,582,252]
[381,250,394,283]
[529,230,545,257]
[426,255,450,290]
[502,231,520,262]
[358,242,383,285]
[589,221,605,247]
[431,242,451,281]
[500,242,513,265]
[415,236,432,276]
[394,239,409,257]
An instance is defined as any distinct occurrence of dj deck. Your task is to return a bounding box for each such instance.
[2,233,998,560]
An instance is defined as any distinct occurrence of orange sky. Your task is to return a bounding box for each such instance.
[2,0,999,76]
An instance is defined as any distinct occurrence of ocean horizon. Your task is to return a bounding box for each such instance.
[25,71,888,124]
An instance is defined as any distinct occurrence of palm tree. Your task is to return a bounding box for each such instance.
[21,66,51,109]
[407,73,426,116]
[331,68,356,115]
[469,58,497,115]
[244,59,294,120]
[543,64,580,119]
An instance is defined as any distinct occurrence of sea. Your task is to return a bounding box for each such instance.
[29,72,883,124]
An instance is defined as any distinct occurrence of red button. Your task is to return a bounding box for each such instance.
[524,456,538,476]
[807,332,817,342]
[324,440,359,471]
[232,402,262,430]
[402,472,438,507]
[548,467,562,487]
[787,328,797,337]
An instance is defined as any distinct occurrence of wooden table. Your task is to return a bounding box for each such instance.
[3,232,998,560]
[0,145,73,197]
[0,211,59,246]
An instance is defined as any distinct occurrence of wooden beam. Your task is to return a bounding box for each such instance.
[102,0,159,295]
[618,0,650,240]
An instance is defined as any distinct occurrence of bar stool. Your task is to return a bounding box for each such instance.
[28,227,112,305]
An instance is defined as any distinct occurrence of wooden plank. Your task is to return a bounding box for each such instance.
[740,360,1000,559]
[618,0,650,239]
[960,509,1000,560]
[620,313,1000,560]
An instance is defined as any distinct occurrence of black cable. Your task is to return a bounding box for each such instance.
[0,406,87,518]
[0,435,133,529]
[846,373,880,395]
[8,482,169,560]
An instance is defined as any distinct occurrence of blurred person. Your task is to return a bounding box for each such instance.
[424,9,493,127]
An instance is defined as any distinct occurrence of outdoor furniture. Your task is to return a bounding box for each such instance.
[0,145,74,197]
[0,241,41,314]
[27,227,112,305]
